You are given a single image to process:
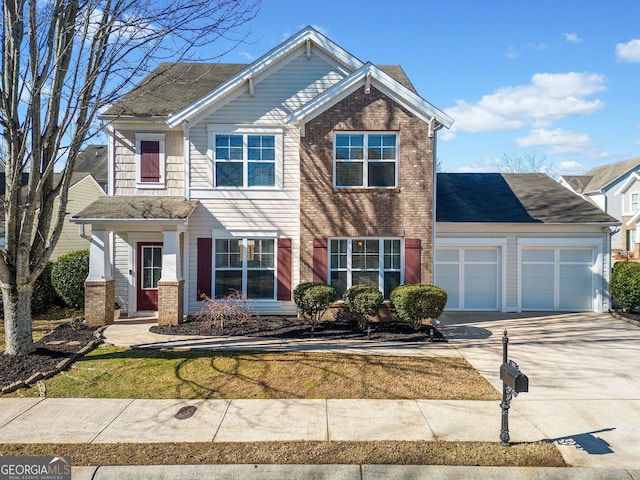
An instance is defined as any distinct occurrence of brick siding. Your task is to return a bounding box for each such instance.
[299,86,434,283]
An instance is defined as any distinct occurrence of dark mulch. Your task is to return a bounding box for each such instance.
[151,315,446,342]
[0,324,99,389]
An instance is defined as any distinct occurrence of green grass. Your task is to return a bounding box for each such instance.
[11,345,500,400]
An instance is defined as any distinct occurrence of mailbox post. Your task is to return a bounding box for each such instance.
[499,330,528,446]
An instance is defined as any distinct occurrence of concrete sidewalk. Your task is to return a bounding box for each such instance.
[0,397,542,444]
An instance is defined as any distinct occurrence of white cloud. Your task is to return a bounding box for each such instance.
[239,51,255,60]
[445,72,605,133]
[515,128,592,154]
[617,39,640,62]
[452,158,502,173]
[563,32,582,44]
[505,43,547,59]
[557,160,584,175]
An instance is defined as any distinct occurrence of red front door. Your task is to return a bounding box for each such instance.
[137,242,163,311]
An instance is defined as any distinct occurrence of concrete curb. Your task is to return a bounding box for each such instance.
[609,310,640,328]
[72,465,640,480]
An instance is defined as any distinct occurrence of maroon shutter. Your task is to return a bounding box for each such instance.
[404,238,421,284]
[277,238,292,301]
[197,238,212,300]
[140,140,160,182]
[312,238,328,283]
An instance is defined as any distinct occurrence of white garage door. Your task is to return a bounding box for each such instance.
[521,248,594,311]
[435,248,501,310]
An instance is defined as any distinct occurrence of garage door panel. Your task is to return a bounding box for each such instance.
[521,247,594,312]
[436,263,460,309]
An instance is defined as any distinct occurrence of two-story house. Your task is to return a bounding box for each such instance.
[74,26,618,326]
[559,157,640,255]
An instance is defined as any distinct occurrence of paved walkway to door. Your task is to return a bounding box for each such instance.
[439,311,640,469]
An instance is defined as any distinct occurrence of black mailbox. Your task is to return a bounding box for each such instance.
[500,362,528,393]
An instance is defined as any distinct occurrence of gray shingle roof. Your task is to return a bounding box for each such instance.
[74,145,108,184]
[566,157,640,193]
[103,63,417,118]
[436,173,618,224]
[73,196,198,221]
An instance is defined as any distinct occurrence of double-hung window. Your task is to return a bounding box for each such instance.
[135,133,165,188]
[631,192,639,212]
[334,132,398,188]
[330,238,402,298]
[214,238,275,299]
[210,127,282,188]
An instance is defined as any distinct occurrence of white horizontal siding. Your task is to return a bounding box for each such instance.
[113,233,131,314]
[185,200,300,316]
[113,129,184,196]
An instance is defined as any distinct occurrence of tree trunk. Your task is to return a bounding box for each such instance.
[2,284,34,355]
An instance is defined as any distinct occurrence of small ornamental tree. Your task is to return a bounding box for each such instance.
[611,261,640,312]
[293,282,336,334]
[390,284,447,330]
[51,250,90,309]
[343,285,383,330]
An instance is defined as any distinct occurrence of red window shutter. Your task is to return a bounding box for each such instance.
[197,238,212,300]
[312,238,328,283]
[404,238,421,284]
[140,140,160,182]
[277,238,292,301]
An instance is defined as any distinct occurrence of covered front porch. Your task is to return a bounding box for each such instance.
[71,196,198,326]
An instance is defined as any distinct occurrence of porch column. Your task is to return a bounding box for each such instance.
[157,230,184,326]
[84,229,115,327]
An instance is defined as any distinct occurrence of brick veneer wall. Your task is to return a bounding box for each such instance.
[299,86,435,283]
[84,279,115,327]
[158,280,184,326]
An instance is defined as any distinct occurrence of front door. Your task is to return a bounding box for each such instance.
[137,242,163,311]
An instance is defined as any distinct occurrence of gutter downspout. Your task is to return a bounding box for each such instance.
[430,118,444,284]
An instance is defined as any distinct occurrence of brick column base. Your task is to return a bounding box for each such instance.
[84,280,115,327]
[157,280,185,326]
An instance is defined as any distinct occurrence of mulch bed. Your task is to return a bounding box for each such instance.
[151,315,446,342]
[0,324,101,393]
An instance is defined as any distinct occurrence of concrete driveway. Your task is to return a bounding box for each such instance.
[439,311,640,469]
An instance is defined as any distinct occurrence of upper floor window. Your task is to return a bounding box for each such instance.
[334,132,398,188]
[135,133,165,188]
[209,126,282,189]
[632,192,639,211]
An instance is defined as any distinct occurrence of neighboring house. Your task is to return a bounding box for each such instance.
[75,145,109,193]
[559,157,640,254]
[49,172,107,260]
[72,26,618,326]
[436,173,618,312]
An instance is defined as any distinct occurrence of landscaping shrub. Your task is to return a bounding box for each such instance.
[51,249,89,309]
[0,262,58,317]
[193,290,252,331]
[610,261,640,312]
[342,284,383,330]
[390,283,447,330]
[293,282,336,334]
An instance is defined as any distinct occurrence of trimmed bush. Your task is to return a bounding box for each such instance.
[611,261,640,312]
[0,262,59,317]
[343,284,383,329]
[51,249,89,309]
[293,282,336,333]
[390,283,447,330]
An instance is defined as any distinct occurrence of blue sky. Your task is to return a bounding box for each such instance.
[214,0,640,175]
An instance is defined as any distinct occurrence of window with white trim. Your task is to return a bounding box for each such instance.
[209,127,282,188]
[214,238,275,299]
[329,238,401,298]
[334,132,398,188]
[135,133,165,188]
[631,192,639,211]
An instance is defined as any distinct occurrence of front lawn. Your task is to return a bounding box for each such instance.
[10,345,500,400]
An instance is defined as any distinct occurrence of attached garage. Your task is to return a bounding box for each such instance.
[436,173,619,313]
[435,244,504,311]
